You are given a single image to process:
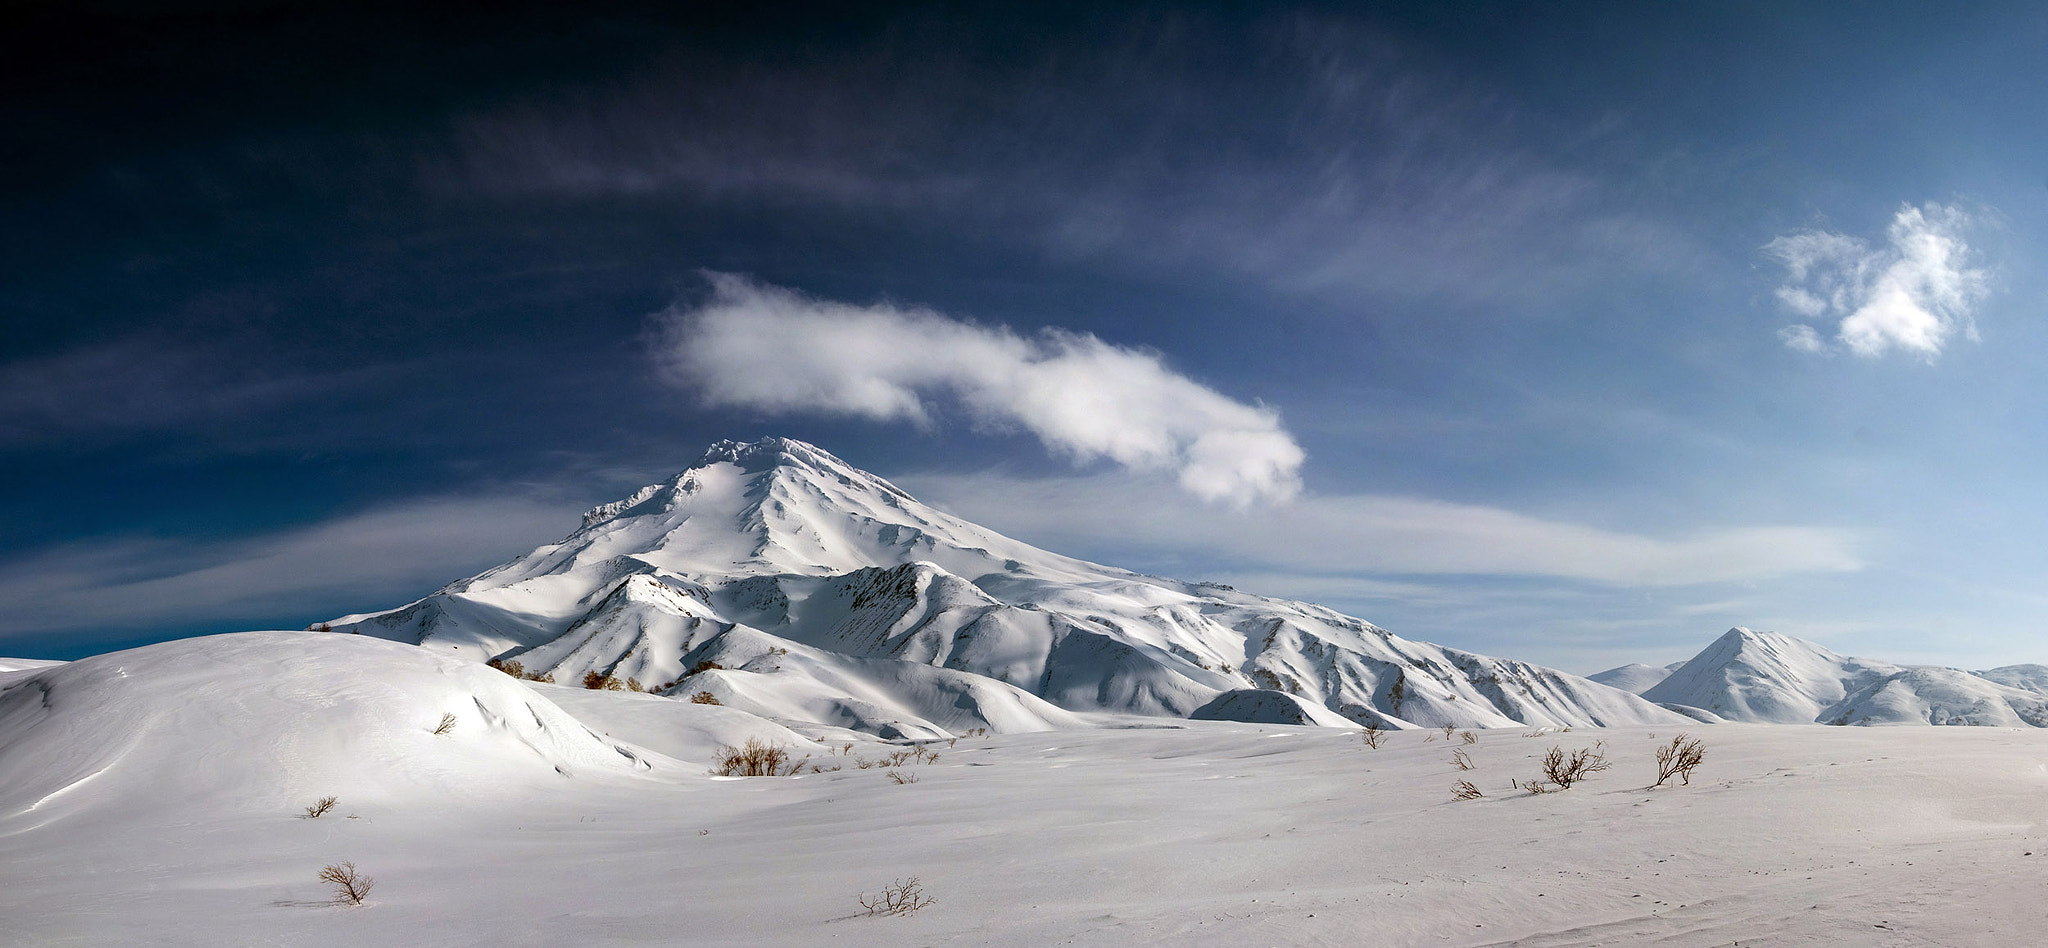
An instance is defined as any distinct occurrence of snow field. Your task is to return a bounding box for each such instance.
[7,634,2048,945]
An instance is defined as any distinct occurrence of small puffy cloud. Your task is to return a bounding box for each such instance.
[652,274,1304,504]
[1766,203,1989,359]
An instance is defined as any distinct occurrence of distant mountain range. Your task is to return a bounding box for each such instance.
[1594,627,2048,727]
[325,437,2048,735]
[330,437,1683,735]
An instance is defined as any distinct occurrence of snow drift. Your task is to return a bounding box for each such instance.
[0,632,669,831]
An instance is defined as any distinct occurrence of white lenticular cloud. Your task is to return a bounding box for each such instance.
[653,273,1305,504]
[1766,203,1989,359]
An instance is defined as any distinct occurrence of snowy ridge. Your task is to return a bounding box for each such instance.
[332,436,1684,734]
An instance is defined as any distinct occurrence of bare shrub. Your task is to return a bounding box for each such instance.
[431,713,457,736]
[318,862,374,905]
[887,770,918,785]
[309,622,333,633]
[527,670,554,683]
[1452,779,1484,800]
[627,677,645,692]
[304,795,338,819]
[1359,723,1387,749]
[1653,734,1706,787]
[1441,724,1457,739]
[1460,730,1477,745]
[859,876,935,916]
[689,659,725,675]
[487,658,525,678]
[1537,742,1611,790]
[711,738,804,777]
[583,670,607,690]
[1451,749,1474,771]
[689,691,721,705]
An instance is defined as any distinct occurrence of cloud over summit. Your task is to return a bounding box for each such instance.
[1768,203,1990,360]
[653,274,1305,504]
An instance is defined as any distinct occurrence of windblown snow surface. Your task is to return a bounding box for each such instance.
[6,632,2048,945]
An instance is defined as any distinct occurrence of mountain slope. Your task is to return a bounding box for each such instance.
[332,437,1686,734]
[1821,666,2048,727]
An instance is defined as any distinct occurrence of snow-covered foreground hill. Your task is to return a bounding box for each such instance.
[329,437,1683,732]
[6,633,2048,946]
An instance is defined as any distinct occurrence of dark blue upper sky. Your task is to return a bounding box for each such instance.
[6,1,2047,670]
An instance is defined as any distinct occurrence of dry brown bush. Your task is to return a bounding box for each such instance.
[1359,723,1387,749]
[1653,734,1706,787]
[1441,724,1457,739]
[431,713,457,736]
[1535,742,1611,790]
[583,670,607,689]
[1451,749,1474,771]
[710,738,805,777]
[689,691,721,705]
[304,795,338,819]
[1452,779,1484,800]
[859,877,934,916]
[318,861,374,905]
[1460,730,1477,745]
[886,770,917,785]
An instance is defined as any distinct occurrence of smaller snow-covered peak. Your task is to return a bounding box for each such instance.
[1646,627,1904,724]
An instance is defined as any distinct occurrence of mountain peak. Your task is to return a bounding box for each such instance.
[698,436,839,471]
[694,437,915,499]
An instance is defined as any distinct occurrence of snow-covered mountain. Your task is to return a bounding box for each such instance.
[332,437,1684,735]
[1639,627,2048,726]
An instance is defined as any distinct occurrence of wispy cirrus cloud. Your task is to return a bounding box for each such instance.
[903,469,1863,587]
[652,274,1304,504]
[1767,202,1991,360]
[433,11,1698,308]
[0,495,580,650]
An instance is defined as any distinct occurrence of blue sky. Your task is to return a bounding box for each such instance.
[3,2,2046,672]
